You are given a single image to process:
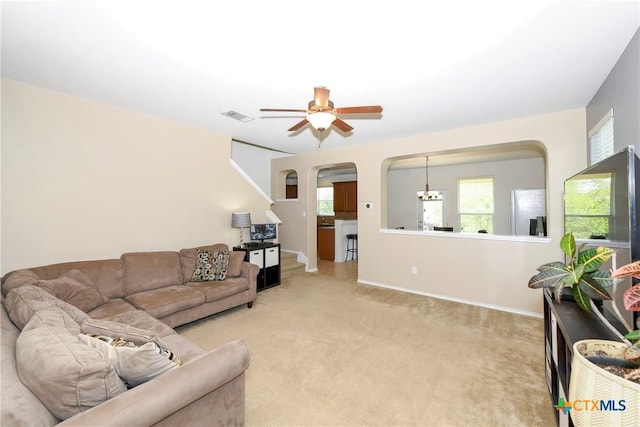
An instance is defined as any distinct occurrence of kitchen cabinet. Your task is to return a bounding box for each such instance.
[317,227,335,261]
[333,181,357,213]
[285,184,298,199]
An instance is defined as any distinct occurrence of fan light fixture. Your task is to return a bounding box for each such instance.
[307,111,336,131]
[260,86,382,135]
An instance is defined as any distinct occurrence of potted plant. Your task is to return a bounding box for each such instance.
[528,232,615,312]
[615,261,640,333]
[567,260,640,427]
[611,260,640,361]
[529,233,640,426]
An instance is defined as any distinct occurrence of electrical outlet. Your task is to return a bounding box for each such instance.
[411,266,418,275]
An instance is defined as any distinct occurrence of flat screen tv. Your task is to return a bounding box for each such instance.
[564,146,638,245]
[564,146,639,326]
[249,223,276,243]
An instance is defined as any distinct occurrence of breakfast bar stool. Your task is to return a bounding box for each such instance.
[345,233,358,261]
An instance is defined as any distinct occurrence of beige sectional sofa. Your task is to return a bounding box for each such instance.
[1,243,259,426]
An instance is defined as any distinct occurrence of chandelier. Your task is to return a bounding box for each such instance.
[418,156,443,201]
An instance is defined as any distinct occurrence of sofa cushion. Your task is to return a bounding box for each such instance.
[100,309,177,338]
[227,251,245,278]
[121,251,183,295]
[179,243,229,282]
[87,297,138,319]
[1,269,39,296]
[27,259,125,300]
[191,250,230,282]
[5,284,89,329]
[16,307,127,420]
[78,334,181,388]
[1,302,58,427]
[36,269,109,312]
[186,277,249,303]
[125,286,206,319]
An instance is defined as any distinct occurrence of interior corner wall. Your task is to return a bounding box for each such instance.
[231,140,290,199]
[1,79,270,274]
[587,29,640,157]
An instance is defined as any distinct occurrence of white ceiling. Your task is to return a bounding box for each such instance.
[2,1,639,155]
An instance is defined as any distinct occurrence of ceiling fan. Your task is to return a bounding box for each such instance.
[260,86,383,133]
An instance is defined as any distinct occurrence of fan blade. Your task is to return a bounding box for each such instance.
[335,105,383,114]
[288,119,308,131]
[333,117,353,132]
[260,108,308,113]
[313,87,331,108]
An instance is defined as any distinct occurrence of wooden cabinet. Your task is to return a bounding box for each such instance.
[543,290,624,426]
[333,181,357,213]
[285,184,298,199]
[317,227,335,261]
[234,243,280,291]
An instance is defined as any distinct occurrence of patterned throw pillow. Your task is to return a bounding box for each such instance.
[191,250,230,282]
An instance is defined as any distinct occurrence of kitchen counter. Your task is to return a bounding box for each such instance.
[334,220,357,262]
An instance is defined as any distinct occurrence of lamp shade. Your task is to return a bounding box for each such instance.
[231,212,252,228]
[307,111,336,131]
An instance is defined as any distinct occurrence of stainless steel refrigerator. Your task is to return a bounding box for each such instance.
[511,189,546,236]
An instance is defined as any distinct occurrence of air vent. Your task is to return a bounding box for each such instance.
[221,110,254,122]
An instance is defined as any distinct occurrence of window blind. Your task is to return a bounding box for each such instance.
[589,109,614,165]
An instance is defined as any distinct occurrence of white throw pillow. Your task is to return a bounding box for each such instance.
[78,334,181,387]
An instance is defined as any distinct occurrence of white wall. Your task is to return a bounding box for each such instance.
[1,79,271,273]
[231,140,289,199]
[387,156,545,234]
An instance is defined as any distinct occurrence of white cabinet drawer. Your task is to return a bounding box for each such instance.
[265,247,279,267]
[248,250,264,268]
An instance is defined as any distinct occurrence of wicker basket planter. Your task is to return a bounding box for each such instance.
[569,340,640,426]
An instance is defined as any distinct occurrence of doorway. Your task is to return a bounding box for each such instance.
[316,163,357,262]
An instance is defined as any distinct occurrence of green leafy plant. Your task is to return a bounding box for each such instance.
[528,232,614,312]
[529,233,640,379]
[612,260,640,360]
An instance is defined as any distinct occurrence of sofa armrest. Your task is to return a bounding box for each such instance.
[57,339,250,427]
[241,262,259,303]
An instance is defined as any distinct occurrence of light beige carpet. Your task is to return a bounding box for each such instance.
[177,267,555,426]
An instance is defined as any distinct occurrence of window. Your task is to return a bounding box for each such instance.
[317,187,334,215]
[564,172,612,239]
[458,177,494,233]
[589,109,614,165]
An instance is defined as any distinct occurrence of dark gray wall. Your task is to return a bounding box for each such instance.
[587,29,639,162]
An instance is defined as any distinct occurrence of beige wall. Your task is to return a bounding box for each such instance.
[272,108,587,316]
[1,79,271,273]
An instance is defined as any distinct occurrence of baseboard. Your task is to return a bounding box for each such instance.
[357,278,543,319]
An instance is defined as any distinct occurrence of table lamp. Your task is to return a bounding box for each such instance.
[231,212,252,246]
